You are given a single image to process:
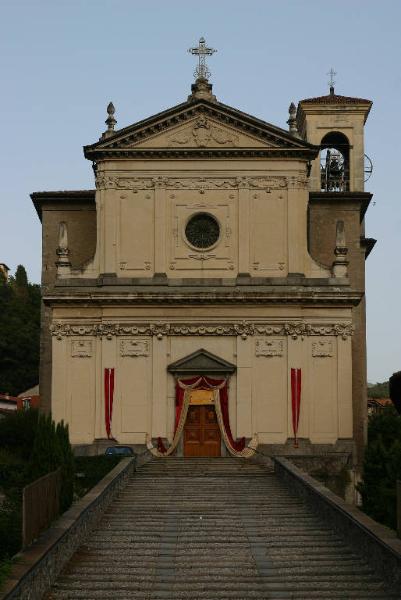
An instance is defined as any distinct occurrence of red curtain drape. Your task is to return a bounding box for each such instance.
[104,368,115,439]
[291,368,301,447]
[157,375,245,454]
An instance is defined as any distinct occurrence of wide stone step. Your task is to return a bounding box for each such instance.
[46,457,397,599]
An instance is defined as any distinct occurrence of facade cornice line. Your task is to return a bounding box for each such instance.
[43,292,363,307]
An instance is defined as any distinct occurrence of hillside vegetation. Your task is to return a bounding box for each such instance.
[0,266,40,396]
[368,380,389,398]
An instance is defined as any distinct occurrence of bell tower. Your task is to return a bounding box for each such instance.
[296,75,372,192]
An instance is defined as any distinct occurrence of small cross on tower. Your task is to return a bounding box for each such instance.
[188,37,217,81]
[327,67,337,95]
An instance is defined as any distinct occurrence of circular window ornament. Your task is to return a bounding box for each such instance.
[185,213,220,250]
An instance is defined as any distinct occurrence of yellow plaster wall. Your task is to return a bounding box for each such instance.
[51,309,353,447]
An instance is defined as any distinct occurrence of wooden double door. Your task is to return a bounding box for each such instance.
[184,403,221,457]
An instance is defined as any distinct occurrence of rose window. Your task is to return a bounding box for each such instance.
[185,213,220,249]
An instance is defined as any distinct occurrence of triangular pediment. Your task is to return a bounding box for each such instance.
[167,348,236,375]
[84,99,318,160]
[131,116,268,149]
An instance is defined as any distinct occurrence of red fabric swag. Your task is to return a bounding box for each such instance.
[291,368,301,447]
[157,375,245,454]
[104,368,115,439]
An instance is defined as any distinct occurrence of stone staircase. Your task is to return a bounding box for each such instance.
[47,457,398,599]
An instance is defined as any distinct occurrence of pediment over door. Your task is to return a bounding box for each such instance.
[167,349,236,375]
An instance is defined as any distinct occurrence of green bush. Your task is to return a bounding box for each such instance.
[29,413,63,478]
[0,409,38,460]
[29,414,75,513]
[56,421,75,512]
[0,410,76,579]
[0,497,21,563]
[358,406,401,530]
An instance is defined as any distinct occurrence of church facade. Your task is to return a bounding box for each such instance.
[32,63,373,466]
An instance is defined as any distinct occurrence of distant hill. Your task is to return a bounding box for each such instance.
[367,381,389,399]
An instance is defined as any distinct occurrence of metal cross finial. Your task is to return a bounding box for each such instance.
[327,68,337,94]
[188,37,217,81]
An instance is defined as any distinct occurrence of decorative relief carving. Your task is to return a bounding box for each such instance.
[188,253,216,261]
[165,178,238,190]
[168,117,238,148]
[248,177,287,190]
[52,321,353,340]
[96,175,154,190]
[287,174,309,190]
[96,175,289,192]
[71,340,93,357]
[119,260,151,271]
[312,340,333,357]
[255,338,284,357]
[120,339,150,357]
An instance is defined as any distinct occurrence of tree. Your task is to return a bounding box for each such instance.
[29,414,63,479]
[14,265,28,290]
[56,421,75,511]
[358,407,401,529]
[0,266,40,395]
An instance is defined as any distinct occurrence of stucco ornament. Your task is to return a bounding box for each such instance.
[168,117,238,148]
[51,321,353,340]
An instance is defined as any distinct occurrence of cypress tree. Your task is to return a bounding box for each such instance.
[56,421,75,511]
[30,414,63,479]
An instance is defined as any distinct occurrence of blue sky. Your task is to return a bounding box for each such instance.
[1,0,400,382]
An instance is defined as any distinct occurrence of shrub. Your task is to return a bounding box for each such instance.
[0,497,21,563]
[29,413,63,479]
[56,421,75,512]
[0,409,38,460]
[358,407,401,530]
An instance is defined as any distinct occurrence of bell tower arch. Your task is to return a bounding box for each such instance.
[296,87,372,192]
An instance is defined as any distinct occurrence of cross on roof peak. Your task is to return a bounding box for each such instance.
[327,67,337,95]
[188,37,217,81]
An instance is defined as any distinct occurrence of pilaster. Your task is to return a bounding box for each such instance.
[287,179,308,275]
[337,335,353,438]
[154,179,166,275]
[238,185,250,274]
[236,335,252,437]
[151,335,168,437]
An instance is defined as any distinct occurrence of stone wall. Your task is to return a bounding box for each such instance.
[274,457,401,594]
[0,456,135,600]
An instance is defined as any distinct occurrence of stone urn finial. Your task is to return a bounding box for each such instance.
[287,102,299,137]
[102,101,117,139]
[56,221,71,277]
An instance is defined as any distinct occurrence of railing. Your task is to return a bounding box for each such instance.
[320,177,349,192]
[22,467,62,548]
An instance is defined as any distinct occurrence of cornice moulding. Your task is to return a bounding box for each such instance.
[43,290,363,307]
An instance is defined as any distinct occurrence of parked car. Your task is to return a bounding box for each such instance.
[105,446,134,456]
